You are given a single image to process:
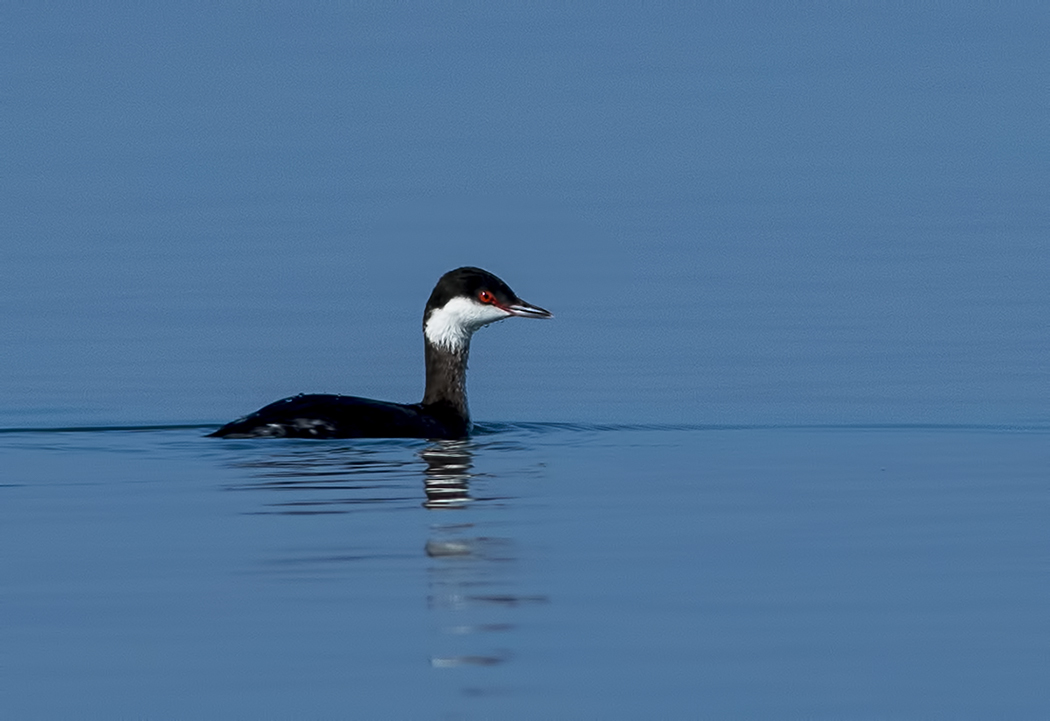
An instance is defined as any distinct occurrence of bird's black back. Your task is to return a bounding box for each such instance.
[207,394,469,439]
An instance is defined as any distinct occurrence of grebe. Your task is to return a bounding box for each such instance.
[209,267,552,439]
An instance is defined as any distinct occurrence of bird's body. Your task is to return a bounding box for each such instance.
[209,267,551,439]
[207,394,468,439]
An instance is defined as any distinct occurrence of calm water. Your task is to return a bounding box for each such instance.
[3,4,1049,718]
[3,425,1048,718]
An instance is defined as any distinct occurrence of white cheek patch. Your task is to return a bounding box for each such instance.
[425,296,511,351]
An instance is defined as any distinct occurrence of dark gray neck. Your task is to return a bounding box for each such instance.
[422,339,470,421]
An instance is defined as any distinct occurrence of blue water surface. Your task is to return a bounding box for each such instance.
[2,4,1049,718]
[2,425,1048,718]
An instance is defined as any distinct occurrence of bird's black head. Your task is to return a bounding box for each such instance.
[425,267,513,313]
[423,267,552,352]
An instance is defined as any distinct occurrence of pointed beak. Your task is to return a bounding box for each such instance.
[506,299,553,319]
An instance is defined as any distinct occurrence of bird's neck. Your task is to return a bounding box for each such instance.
[422,338,470,421]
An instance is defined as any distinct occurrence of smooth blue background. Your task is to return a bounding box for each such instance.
[2,5,1049,719]
[5,4,1048,429]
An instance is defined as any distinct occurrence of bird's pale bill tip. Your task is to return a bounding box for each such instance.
[507,301,553,319]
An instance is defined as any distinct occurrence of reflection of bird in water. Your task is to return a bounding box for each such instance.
[422,441,549,677]
[421,440,475,509]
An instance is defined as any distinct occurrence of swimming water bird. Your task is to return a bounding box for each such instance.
[208,267,552,439]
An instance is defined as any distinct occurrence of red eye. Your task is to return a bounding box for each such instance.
[478,290,494,304]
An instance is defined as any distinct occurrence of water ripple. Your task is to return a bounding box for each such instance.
[3,420,1049,435]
